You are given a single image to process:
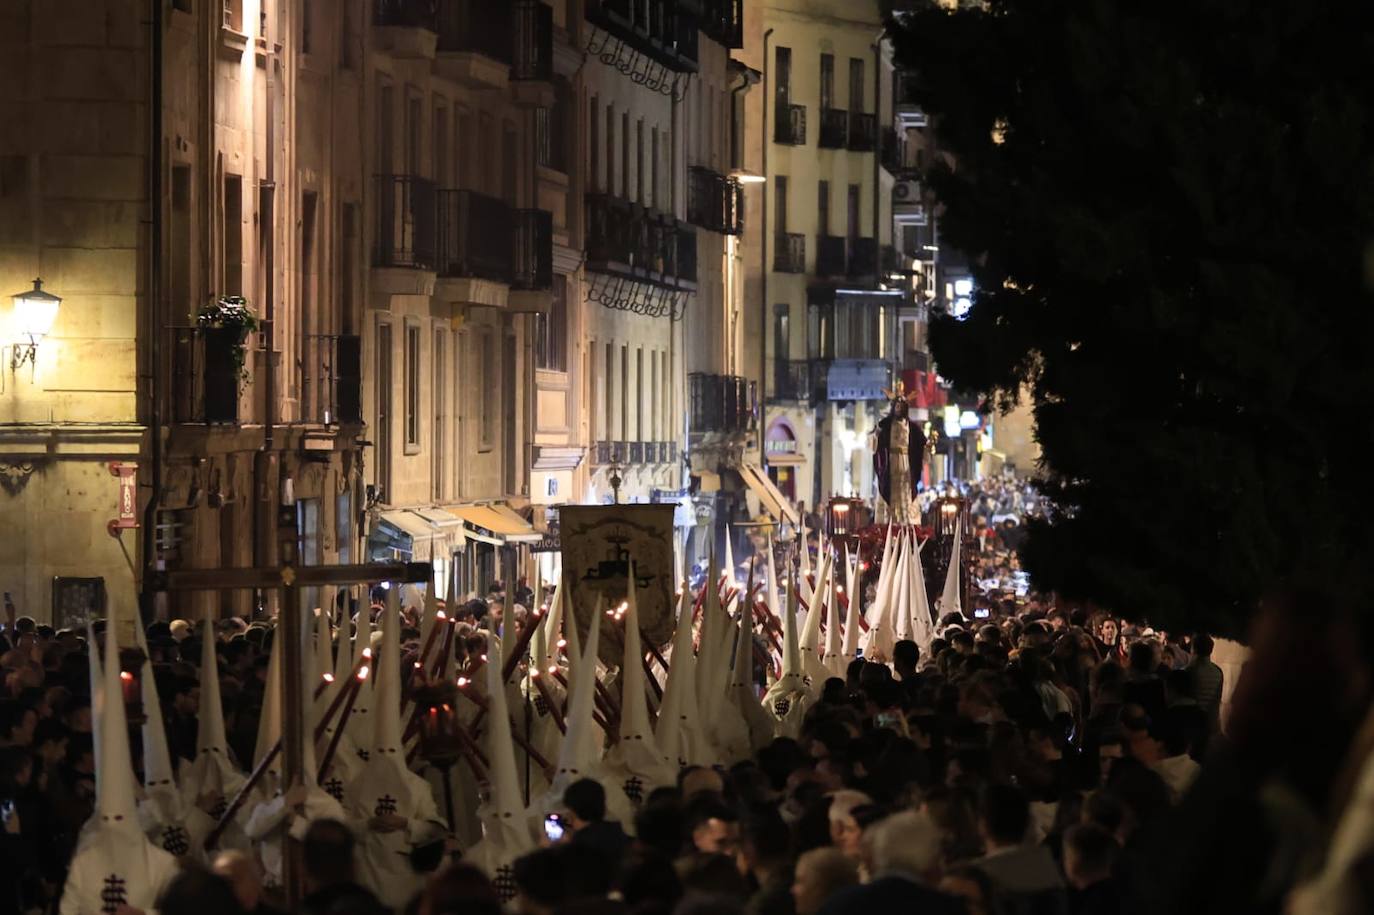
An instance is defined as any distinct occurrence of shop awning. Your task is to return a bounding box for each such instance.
[380,510,443,542]
[737,463,800,525]
[445,503,543,543]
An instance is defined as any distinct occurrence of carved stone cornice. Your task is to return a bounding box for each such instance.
[0,461,41,497]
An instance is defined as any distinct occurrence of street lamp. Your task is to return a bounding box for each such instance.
[10,278,61,371]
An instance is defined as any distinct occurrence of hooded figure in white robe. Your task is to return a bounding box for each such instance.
[600,576,676,797]
[242,623,347,889]
[937,517,964,617]
[349,599,447,908]
[132,621,211,860]
[178,618,250,853]
[317,605,366,801]
[61,609,179,915]
[655,587,703,770]
[763,575,811,738]
[462,631,538,903]
[861,527,899,661]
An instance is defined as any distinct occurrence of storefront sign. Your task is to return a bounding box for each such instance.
[651,488,688,502]
[530,535,562,553]
[107,462,138,536]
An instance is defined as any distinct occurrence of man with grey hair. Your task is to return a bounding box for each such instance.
[817,810,965,915]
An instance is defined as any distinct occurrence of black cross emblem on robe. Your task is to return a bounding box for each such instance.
[100,875,127,915]
[356,748,371,762]
[493,864,518,901]
[161,825,191,857]
[623,776,644,804]
[374,794,398,817]
[773,696,792,717]
[324,778,345,802]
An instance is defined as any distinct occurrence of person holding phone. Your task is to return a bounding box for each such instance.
[560,779,629,866]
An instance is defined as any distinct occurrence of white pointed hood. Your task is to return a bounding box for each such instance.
[893,533,914,643]
[131,622,181,833]
[730,595,775,752]
[911,535,934,649]
[605,571,674,788]
[799,553,832,693]
[96,607,142,835]
[345,601,375,746]
[88,622,103,774]
[823,559,847,677]
[181,617,246,819]
[552,596,602,785]
[65,606,179,915]
[723,526,737,591]
[655,588,701,769]
[763,575,810,737]
[475,630,536,856]
[253,626,284,779]
[372,598,404,754]
[863,527,899,661]
[938,517,963,617]
[841,552,864,666]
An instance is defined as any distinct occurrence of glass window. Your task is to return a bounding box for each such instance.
[406,324,421,447]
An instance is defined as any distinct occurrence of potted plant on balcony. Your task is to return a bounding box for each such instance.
[196,295,259,421]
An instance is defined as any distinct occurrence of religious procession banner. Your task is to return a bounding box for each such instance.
[558,504,676,661]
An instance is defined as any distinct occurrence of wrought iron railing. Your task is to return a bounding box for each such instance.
[687,167,743,235]
[374,0,438,29]
[772,359,826,403]
[816,235,847,278]
[847,237,879,278]
[170,326,241,424]
[436,189,512,282]
[774,233,805,274]
[775,103,807,145]
[513,208,554,291]
[848,112,877,151]
[436,0,511,61]
[302,334,363,425]
[512,0,552,80]
[689,372,756,435]
[373,175,437,269]
[819,108,848,149]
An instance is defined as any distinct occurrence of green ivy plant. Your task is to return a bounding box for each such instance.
[197,295,259,387]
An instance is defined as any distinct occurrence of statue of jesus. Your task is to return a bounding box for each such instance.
[873,382,926,525]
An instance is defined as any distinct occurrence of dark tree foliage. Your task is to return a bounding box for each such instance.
[891,0,1374,638]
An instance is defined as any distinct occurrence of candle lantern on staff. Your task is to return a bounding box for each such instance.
[825,496,868,554]
[414,681,465,829]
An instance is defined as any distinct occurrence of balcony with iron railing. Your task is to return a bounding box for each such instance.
[170,326,243,424]
[848,112,877,152]
[373,0,439,57]
[512,0,553,81]
[816,235,847,278]
[775,103,807,145]
[689,372,756,436]
[585,193,697,289]
[698,0,742,48]
[774,233,805,274]
[436,189,513,282]
[847,237,879,279]
[819,108,848,149]
[687,167,743,235]
[301,334,364,425]
[373,175,437,270]
[880,129,902,175]
[771,359,826,403]
[513,208,554,291]
[586,0,699,72]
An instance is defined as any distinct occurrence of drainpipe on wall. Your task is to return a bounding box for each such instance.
[759,27,773,458]
[139,0,164,623]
